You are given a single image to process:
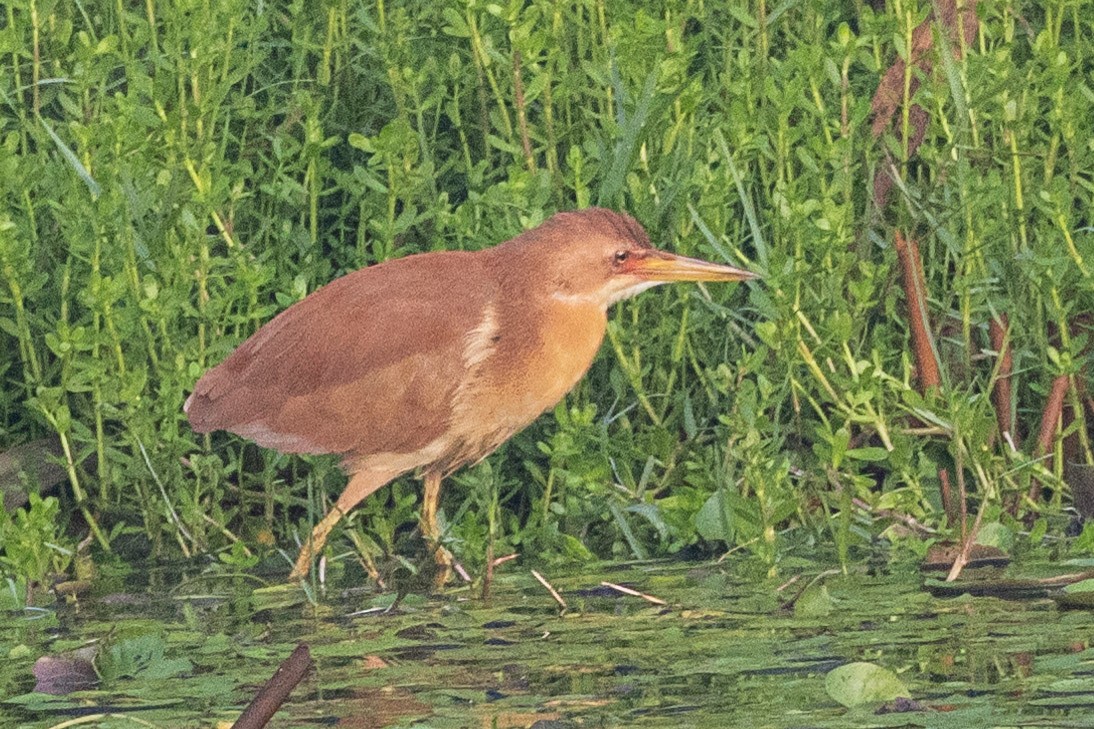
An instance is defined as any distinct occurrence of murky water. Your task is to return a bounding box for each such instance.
[3,558,1094,728]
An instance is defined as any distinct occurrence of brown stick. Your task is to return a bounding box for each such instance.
[894,231,941,392]
[938,467,959,526]
[870,2,977,139]
[531,569,568,612]
[1037,375,1070,456]
[989,314,1018,449]
[894,230,958,521]
[599,581,667,606]
[232,644,313,729]
[945,502,986,582]
[870,0,979,208]
[1028,375,1071,504]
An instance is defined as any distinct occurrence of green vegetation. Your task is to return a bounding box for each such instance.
[1,0,1092,587]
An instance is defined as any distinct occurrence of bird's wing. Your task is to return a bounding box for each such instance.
[186,251,492,456]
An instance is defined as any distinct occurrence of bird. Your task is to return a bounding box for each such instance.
[185,208,757,582]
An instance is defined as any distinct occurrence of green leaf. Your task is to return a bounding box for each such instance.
[695,490,733,543]
[1063,578,1094,594]
[98,633,192,683]
[754,320,780,349]
[347,132,373,152]
[975,522,1015,552]
[627,503,669,540]
[440,7,471,37]
[845,446,889,462]
[794,583,834,618]
[825,662,910,708]
[724,4,759,28]
[39,119,101,198]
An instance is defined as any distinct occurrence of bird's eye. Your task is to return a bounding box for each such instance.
[614,250,629,263]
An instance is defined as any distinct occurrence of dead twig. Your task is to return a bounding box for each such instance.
[870,0,979,207]
[531,569,567,612]
[945,503,987,582]
[775,574,802,593]
[482,542,494,601]
[852,497,939,537]
[480,547,517,600]
[778,569,841,613]
[599,581,667,606]
[453,560,472,583]
[232,643,313,729]
[894,231,942,393]
[492,553,519,567]
[1028,374,1071,504]
[894,230,959,525]
[938,468,956,527]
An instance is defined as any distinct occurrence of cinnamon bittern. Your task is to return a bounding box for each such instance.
[185,208,756,581]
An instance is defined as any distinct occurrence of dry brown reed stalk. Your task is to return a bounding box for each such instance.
[531,569,567,611]
[599,581,667,606]
[1028,374,1071,504]
[894,230,960,524]
[870,0,979,207]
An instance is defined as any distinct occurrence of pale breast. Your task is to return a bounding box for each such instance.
[439,297,608,472]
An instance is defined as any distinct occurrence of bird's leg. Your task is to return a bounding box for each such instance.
[288,506,343,580]
[420,470,453,587]
[289,467,390,580]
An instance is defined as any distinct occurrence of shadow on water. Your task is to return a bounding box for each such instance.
[4,556,1094,728]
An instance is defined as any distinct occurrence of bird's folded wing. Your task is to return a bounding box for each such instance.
[187,252,491,456]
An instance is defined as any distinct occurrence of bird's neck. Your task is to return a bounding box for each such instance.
[547,289,608,308]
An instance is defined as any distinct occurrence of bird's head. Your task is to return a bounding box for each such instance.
[517,208,758,309]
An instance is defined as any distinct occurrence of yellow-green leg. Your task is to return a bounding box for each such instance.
[289,468,389,580]
[420,470,453,587]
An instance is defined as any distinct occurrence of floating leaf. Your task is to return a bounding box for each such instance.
[1064,579,1094,593]
[33,649,98,695]
[825,662,910,708]
[98,632,191,683]
[794,584,834,618]
[1052,579,1094,609]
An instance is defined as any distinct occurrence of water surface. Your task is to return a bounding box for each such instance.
[4,558,1094,727]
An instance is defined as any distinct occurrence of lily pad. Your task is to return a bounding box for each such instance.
[825,662,911,708]
[793,583,834,618]
[1051,578,1094,609]
[98,632,192,683]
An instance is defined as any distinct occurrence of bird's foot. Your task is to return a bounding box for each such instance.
[288,549,314,582]
[431,544,455,590]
